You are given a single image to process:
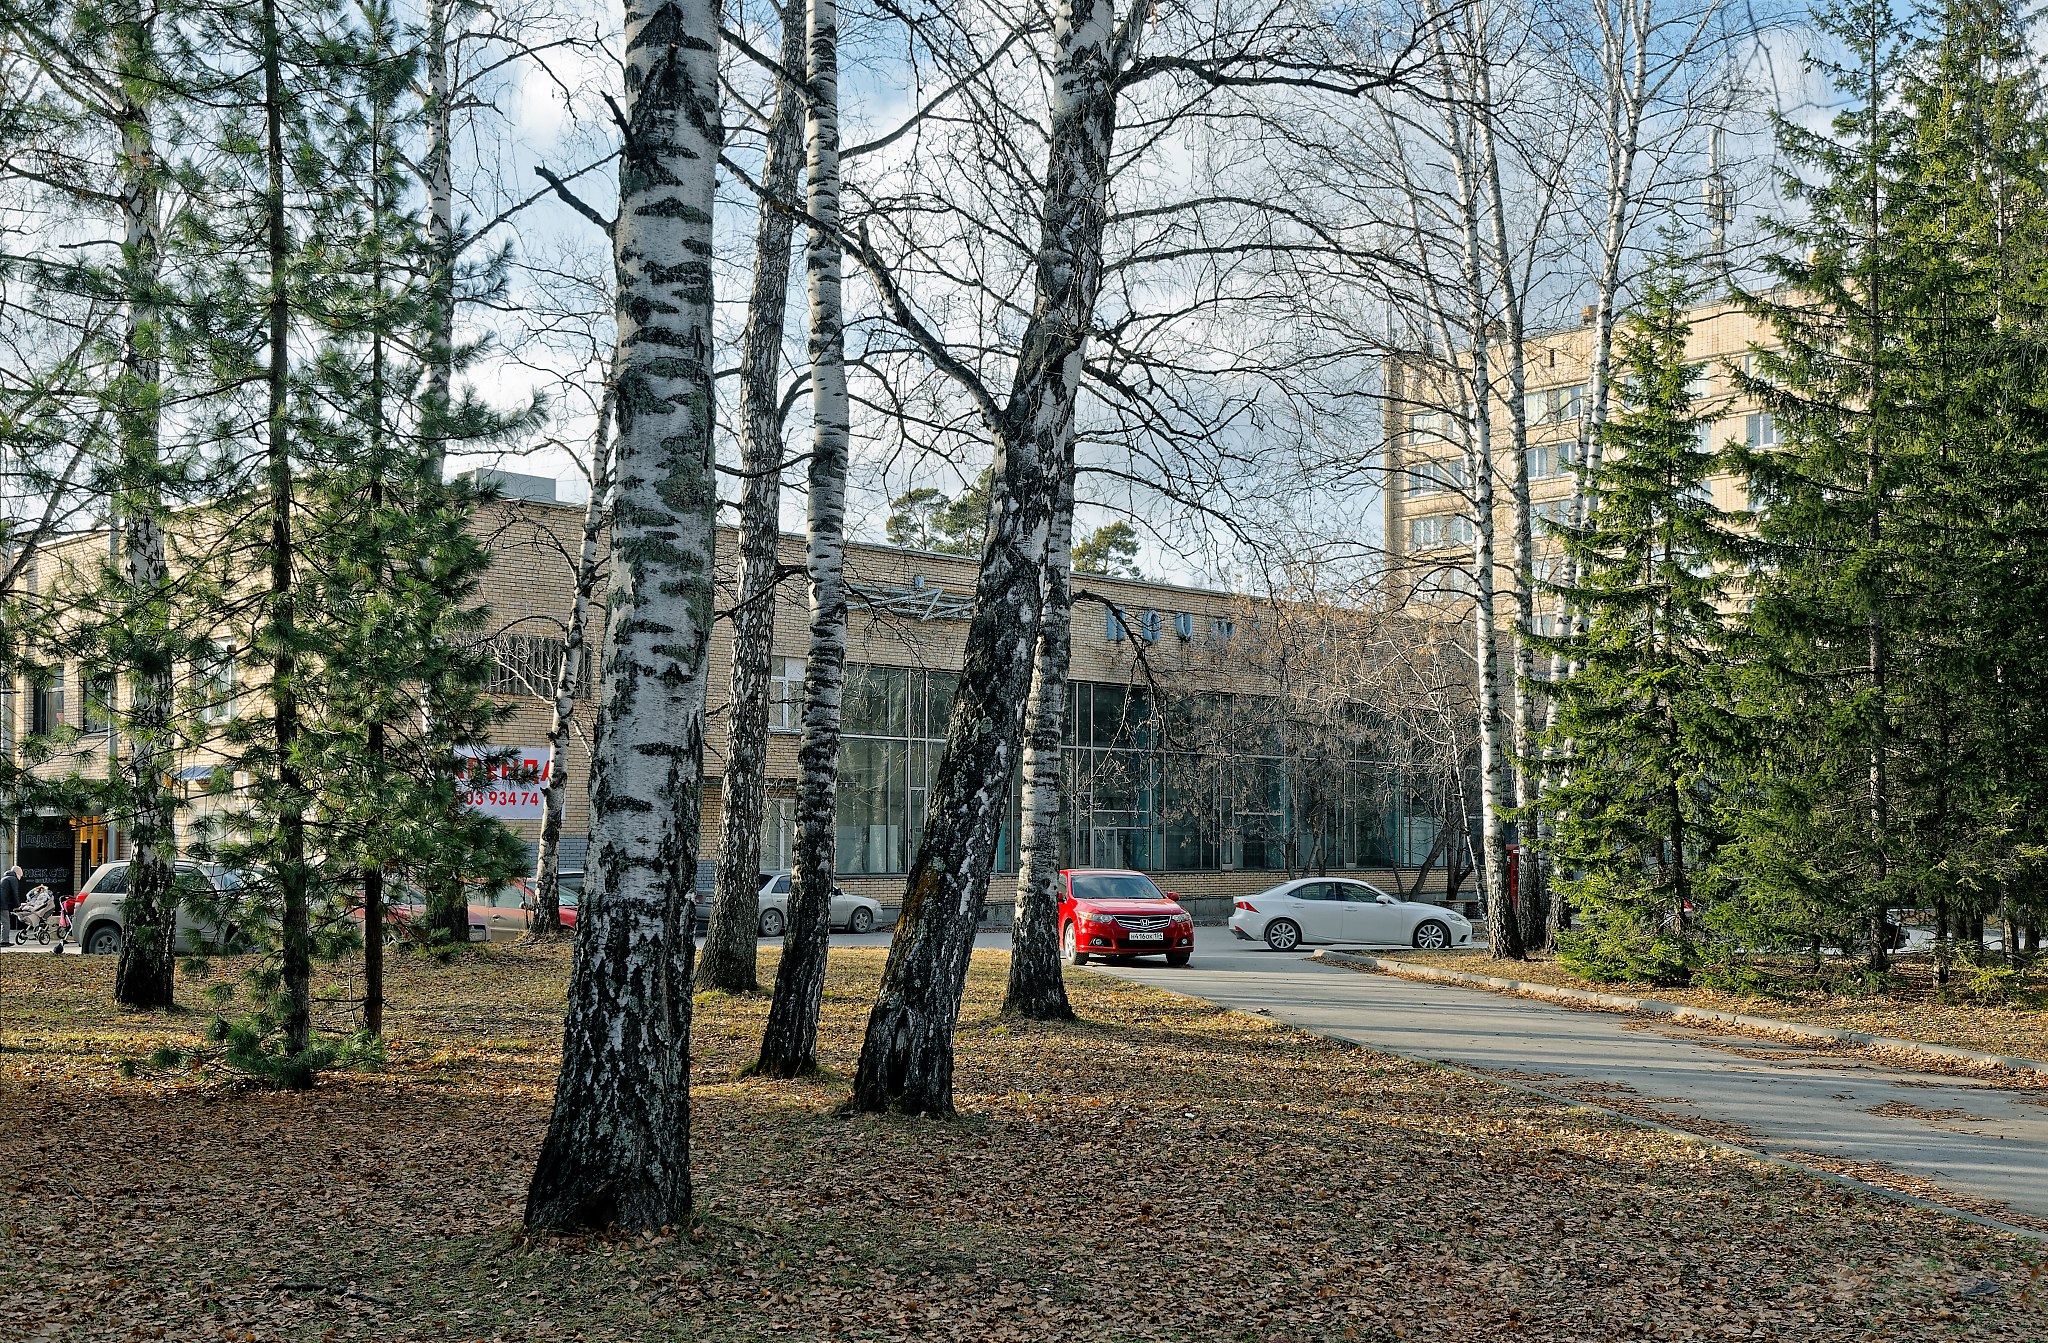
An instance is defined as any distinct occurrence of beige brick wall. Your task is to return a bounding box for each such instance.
[1384,300,1771,614]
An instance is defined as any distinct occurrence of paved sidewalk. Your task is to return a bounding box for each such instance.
[1096,928,2048,1225]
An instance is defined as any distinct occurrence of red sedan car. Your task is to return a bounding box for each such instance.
[1059,868,1194,967]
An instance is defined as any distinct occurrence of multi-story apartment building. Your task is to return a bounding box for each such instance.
[1382,299,1775,615]
[9,470,1469,921]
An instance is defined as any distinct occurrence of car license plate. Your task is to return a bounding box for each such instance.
[1131,931,1164,942]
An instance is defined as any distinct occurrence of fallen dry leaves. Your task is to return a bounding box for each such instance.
[0,944,2044,1342]
[1385,951,2048,1064]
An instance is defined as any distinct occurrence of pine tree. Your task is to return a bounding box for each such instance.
[1540,266,1737,986]
[296,0,525,1028]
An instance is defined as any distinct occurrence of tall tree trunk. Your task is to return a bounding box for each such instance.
[364,722,386,1034]
[261,0,313,1060]
[700,0,808,993]
[755,0,849,1076]
[1437,45,1520,961]
[1860,28,1890,975]
[421,0,455,474]
[531,374,615,938]
[850,0,1136,1117]
[1002,433,1076,1021]
[1541,0,1652,947]
[1470,57,1545,954]
[110,0,178,1010]
[523,0,719,1234]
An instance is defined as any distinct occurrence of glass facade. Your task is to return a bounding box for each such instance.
[819,663,1449,879]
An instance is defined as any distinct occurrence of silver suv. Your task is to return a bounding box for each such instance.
[70,861,241,956]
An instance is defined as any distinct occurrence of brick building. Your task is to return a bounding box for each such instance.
[7,471,1464,920]
[1382,299,1773,616]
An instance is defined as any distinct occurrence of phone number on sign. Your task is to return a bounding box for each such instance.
[464,790,545,807]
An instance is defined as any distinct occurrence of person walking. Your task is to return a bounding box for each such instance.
[0,864,23,948]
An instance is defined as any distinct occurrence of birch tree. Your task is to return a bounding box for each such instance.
[524,0,720,1232]
[755,0,851,1077]
[1538,0,1744,942]
[699,0,808,994]
[847,0,1140,1117]
[530,371,613,938]
[1001,424,1076,1020]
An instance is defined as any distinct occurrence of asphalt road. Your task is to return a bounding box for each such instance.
[1092,928,2048,1224]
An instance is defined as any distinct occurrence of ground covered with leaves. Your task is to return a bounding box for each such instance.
[1384,950,2048,1063]
[1,944,2044,1342]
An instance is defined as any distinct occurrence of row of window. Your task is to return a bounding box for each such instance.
[16,653,235,736]
[1406,411,1779,495]
[1105,608,1232,645]
[772,734,1446,877]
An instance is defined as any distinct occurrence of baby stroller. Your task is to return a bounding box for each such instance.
[14,885,59,945]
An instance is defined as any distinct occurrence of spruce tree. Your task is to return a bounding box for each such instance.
[1723,0,2048,970]
[1721,0,1918,971]
[1540,266,1737,986]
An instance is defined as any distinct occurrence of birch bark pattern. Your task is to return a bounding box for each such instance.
[755,0,849,1076]
[850,0,1133,1116]
[524,0,720,1232]
[532,378,615,938]
[1003,441,1076,1020]
[1472,66,1546,953]
[109,0,178,1010]
[699,0,808,993]
[1437,26,1521,960]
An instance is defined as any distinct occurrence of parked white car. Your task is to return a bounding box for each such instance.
[70,861,243,956]
[1228,877,1473,952]
[693,871,885,937]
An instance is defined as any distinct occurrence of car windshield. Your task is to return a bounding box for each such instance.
[1070,872,1164,903]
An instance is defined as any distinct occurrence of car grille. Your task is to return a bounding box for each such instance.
[1113,915,1172,931]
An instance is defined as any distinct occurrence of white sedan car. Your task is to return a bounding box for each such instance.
[694,872,885,937]
[1228,878,1474,952]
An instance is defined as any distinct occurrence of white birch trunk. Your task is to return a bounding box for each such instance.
[524,0,720,1233]
[756,0,851,1077]
[851,0,1138,1117]
[1003,431,1077,1020]
[1470,47,1545,953]
[1438,35,1520,959]
[531,375,616,937]
[699,0,808,993]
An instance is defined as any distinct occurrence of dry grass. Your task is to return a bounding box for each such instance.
[1380,951,2048,1063]
[1,944,2044,1342]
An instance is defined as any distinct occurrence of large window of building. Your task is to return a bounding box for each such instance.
[834,664,969,875]
[828,664,1430,879]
